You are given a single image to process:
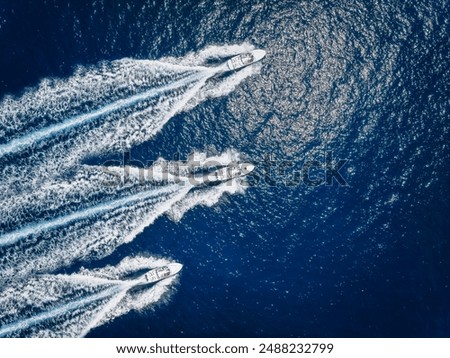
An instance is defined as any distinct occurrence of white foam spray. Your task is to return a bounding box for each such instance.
[0,44,258,336]
[0,256,179,337]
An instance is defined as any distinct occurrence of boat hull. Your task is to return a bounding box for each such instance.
[225,49,266,71]
[134,263,183,286]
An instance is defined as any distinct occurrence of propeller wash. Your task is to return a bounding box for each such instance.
[0,44,262,337]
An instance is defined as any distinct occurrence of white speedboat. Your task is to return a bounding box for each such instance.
[192,162,255,184]
[134,263,183,286]
[224,50,266,71]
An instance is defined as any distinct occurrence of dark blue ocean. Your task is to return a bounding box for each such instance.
[0,0,449,338]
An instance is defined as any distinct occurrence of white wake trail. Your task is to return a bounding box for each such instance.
[0,45,257,199]
[0,286,122,337]
[0,183,188,247]
[78,289,128,338]
[0,44,258,336]
[0,183,191,278]
[0,256,180,337]
[0,151,247,279]
[0,73,201,158]
[0,59,205,138]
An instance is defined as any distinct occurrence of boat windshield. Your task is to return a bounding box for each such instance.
[241,53,254,65]
[156,267,170,277]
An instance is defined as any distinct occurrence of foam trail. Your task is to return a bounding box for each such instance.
[90,275,177,336]
[0,45,258,198]
[0,171,248,280]
[0,150,248,280]
[0,59,207,138]
[78,257,180,337]
[165,43,255,66]
[0,183,190,247]
[0,256,179,337]
[78,289,128,338]
[186,62,261,111]
[0,160,186,232]
[0,45,257,335]
[0,172,246,334]
[0,69,217,197]
[0,286,122,337]
[0,73,201,158]
[168,177,247,222]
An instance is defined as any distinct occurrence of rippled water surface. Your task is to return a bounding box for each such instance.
[0,0,449,337]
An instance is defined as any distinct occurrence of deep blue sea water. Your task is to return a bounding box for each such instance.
[0,0,449,337]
